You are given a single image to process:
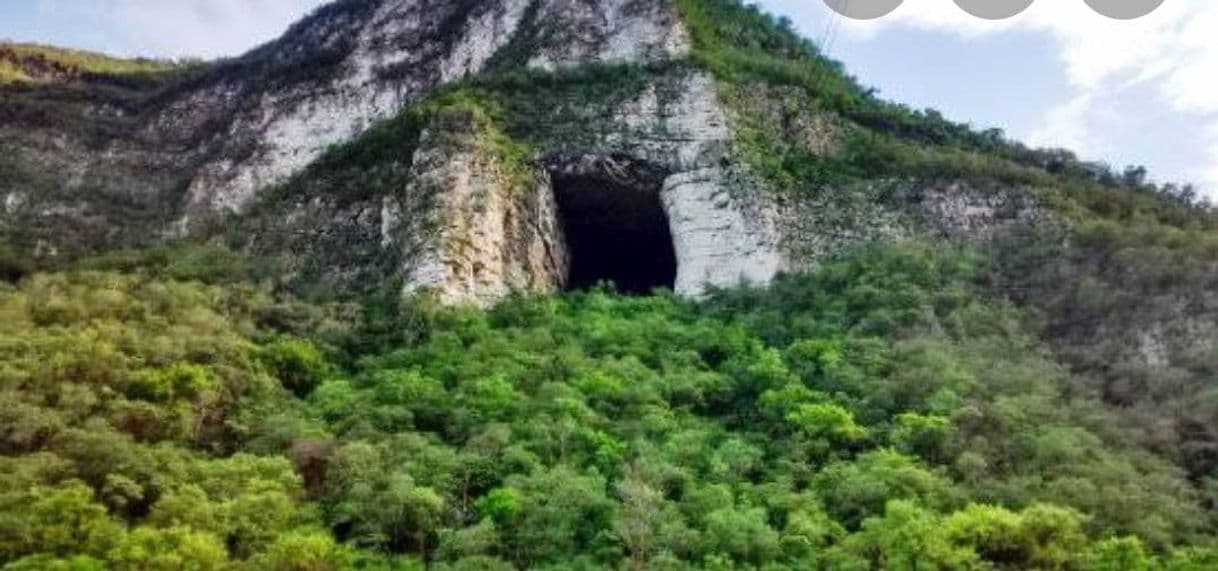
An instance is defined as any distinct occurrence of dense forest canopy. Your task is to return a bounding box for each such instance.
[2,0,1218,569]
[1,241,1216,570]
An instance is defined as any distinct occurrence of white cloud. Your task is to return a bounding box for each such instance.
[824,0,1218,195]
[1160,7,1218,115]
[33,0,327,59]
[1025,92,1100,153]
[837,0,1192,89]
[1197,124,1218,191]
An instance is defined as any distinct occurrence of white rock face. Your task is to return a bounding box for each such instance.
[402,130,568,305]
[663,168,783,295]
[179,0,532,214]
[528,0,690,70]
[626,72,785,295]
[147,0,783,304]
[6,0,785,304]
[402,70,785,304]
[3,0,1080,307]
[174,0,701,218]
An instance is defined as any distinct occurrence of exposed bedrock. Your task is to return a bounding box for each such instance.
[397,70,787,303]
[0,0,1047,305]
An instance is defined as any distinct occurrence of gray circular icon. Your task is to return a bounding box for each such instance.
[953,0,1036,20]
[823,0,905,20]
[1083,0,1166,20]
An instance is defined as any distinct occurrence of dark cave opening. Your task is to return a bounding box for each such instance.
[552,170,677,295]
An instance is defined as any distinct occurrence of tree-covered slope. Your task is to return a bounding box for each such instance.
[671,0,1218,489]
[2,242,1217,569]
[2,0,1218,569]
[219,0,1218,488]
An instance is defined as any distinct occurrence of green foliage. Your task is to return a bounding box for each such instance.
[815,449,957,529]
[991,219,1218,483]
[73,242,254,285]
[0,42,178,85]
[941,503,1088,569]
[676,0,1213,226]
[674,0,867,116]
[0,270,375,568]
[786,403,866,442]
[3,239,1218,568]
[1086,536,1154,571]
[249,528,357,570]
[827,500,979,570]
[6,1,1218,568]
[260,339,333,398]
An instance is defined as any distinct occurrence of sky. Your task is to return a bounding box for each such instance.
[1,0,1215,197]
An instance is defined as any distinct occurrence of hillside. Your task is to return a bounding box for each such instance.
[0,42,179,85]
[2,0,1218,569]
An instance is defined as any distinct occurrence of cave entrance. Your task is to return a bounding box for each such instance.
[551,165,677,295]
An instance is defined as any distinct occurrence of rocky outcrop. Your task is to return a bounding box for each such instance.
[391,68,788,302]
[172,0,694,218]
[527,0,690,70]
[663,168,783,294]
[172,0,534,215]
[0,0,700,260]
[557,70,784,296]
[400,127,568,305]
[0,0,1057,306]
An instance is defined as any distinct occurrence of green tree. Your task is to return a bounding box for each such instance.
[0,482,121,560]
[248,528,356,571]
[830,500,979,571]
[107,526,228,571]
[1084,536,1153,571]
[702,505,780,566]
[816,449,956,528]
[495,466,613,566]
[334,469,446,555]
[890,412,953,464]
[786,402,866,459]
[261,338,333,398]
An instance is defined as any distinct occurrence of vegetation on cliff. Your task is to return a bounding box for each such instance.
[0,42,178,85]
[675,0,1212,225]
[2,0,1218,569]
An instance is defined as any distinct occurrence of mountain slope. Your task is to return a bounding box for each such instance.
[1,0,689,260]
[1,0,1218,569]
[0,43,177,85]
[2,0,1208,298]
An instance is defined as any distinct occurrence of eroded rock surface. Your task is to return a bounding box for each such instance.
[403,69,787,302]
[401,128,568,305]
[0,0,1050,306]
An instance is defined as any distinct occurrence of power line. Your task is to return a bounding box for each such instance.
[819,0,846,57]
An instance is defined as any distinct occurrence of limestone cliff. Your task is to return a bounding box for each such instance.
[0,0,1147,306]
[3,0,1216,518]
[173,0,689,216]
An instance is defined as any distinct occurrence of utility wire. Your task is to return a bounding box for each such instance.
[819,0,846,57]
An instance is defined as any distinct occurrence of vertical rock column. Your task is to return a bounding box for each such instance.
[401,129,568,305]
[662,168,783,296]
